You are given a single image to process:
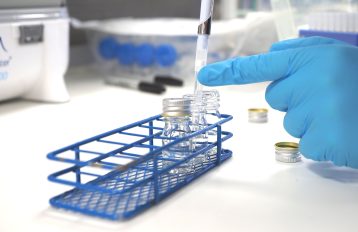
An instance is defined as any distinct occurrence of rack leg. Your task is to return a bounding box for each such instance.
[216,125,222,165]
[149,121,160,203]
[75,148,81,183]
[153,154,160,203]
[149,121,154,152]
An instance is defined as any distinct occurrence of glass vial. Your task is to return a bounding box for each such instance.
[202,90,221,163]
[183,94,208,147]
[162,98,193,175]
[183,90,221,165]
[183,94,208,170]
[202,90,221,125]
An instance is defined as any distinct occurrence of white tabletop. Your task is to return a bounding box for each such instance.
[1,67,358,232]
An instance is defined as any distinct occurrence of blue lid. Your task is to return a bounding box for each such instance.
[135,44,155,67]
[116,43,136,65]
[156,44,177,67]
[98,37,118,60]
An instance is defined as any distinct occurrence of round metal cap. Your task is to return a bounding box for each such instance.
[248,108,268,114]
[275,142,302,163]
[162,98,191,117]
[248,108,268,123]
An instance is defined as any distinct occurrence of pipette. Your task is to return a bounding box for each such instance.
[194,0,215,94]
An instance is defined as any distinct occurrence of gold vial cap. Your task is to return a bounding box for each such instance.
[275,142,302,163]
[248,108,268,123]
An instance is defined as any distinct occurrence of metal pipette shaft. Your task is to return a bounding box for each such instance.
[194,0,214,94]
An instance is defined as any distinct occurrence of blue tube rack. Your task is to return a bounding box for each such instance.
[47,114,233,220]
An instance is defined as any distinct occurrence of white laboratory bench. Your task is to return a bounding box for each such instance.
[1,66,358,232]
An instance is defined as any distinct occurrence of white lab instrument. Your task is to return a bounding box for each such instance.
[270,0,297,40]
[307,12,358,33]
[219,0,239,20]
[270,0,356,41]
[0,1,69,103]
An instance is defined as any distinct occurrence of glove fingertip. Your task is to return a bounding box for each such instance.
[198,67,222,86]
[197,68,211,85]
[299,138,321,161]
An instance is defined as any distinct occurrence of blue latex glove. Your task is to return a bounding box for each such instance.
[198,36,358,169]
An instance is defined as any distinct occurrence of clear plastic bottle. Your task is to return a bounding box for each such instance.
[161,98,194,175]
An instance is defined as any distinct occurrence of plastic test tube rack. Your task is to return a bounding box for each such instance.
[47,114,233,220]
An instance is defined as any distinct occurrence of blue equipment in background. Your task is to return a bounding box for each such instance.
[98,37,178,67]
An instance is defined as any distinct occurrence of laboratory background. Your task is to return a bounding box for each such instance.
[0,0,358,232]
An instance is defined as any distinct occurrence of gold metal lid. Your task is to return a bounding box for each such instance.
[275,142,301,163]
[248,108,268,113]
[275,142,299,151]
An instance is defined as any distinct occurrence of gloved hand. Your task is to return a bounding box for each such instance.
[198,36,358,169]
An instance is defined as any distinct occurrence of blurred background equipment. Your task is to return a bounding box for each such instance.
[68,1,277,86]
[0,0,70,102]
[271,0,358,44]
[76,17,247,83]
